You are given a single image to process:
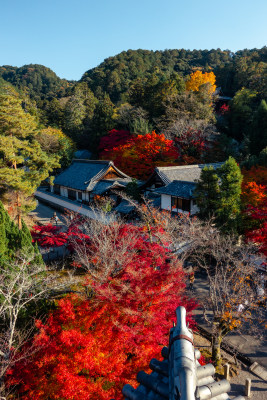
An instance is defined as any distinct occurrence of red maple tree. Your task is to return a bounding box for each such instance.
[173,128,210,164]
[9,223,195,400]
[242,166,267,256]
[245,200,267,256]
[31,224,68,248]
[98,129,132,156]
[99,130,179,179]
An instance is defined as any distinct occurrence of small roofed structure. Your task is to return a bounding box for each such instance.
[122,306,244,400]
[154,180,197,214]
[53,159,131,205]
[143,163,224,189]
[143,163,223,215]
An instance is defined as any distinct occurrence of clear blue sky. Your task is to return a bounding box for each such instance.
[1,0,266,80]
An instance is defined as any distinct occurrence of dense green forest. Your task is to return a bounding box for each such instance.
[0,64,73,101]
[0,47,266,162]
[81,48,267,101]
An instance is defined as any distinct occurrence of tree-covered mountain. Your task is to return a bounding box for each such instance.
[0,64,74,102]
[0,47,266,162]
[2,48,266,106]
[81,47,267,102]
[81,48,232,103]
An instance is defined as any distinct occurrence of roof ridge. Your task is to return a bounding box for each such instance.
[87,164,111,184]
[156,162,224,171]
[169,180,197,185]
[72,159,111,164]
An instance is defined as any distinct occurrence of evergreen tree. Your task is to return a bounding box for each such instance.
[229,88,257,142]
[63,83,97,142]
[194,166,220,219]
[126,179,141,201]
[0,90,59,227]
[195,158,242,233]
[0,200,42,263]
[6,219,20,256]
[216,157,243,233]
[258,147,267,167]
[250,99,267,155]
[90,93,115,151]
[18,220,34,249]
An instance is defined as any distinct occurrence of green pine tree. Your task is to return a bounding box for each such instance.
[18,220,34,249]
[91,93,115,151]
[216,157,243,233]
[33,241,44,265]
[194,166,220,219]
[250,99,267,155]
[0,90,59,227]
[195,158,242,233]
[6,219,20,256]
[126,179,141,201]
[0,200,42,262]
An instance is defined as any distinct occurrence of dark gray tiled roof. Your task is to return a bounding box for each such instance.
[154,181,196,199]
[91,180,130,195]
[54,160,130,191]
[114,199,136,214]
[90,180,115,195]
[155,163,224,185]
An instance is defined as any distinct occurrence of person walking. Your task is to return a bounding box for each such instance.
[53,212,59,225]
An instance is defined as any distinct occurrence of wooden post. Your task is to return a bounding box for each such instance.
[224,363,230,380]
[245,378,251,397]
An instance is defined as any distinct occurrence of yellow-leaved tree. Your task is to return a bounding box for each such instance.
[186,70,216,94]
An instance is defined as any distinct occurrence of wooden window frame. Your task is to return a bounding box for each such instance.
[171,196,190,212]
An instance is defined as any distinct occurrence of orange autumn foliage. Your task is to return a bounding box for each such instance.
[100,130,179,179]
[241,166,267,207]
[242,166,267,256]
[186,70,216,94]
[8,223,196,400]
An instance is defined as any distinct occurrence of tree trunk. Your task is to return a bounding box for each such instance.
[16,192,22,230]
[212,325,222,367]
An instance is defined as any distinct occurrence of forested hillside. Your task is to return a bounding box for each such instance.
[0,47,266,163]
[81,48,267,101]
[0,64,73,101]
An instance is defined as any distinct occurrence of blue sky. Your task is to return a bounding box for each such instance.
[1,0,266,80]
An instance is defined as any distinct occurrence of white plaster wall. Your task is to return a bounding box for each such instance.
[82,192,90,201]
[76,191,82,202]
[161,194,171,211]
[60,187,68,197]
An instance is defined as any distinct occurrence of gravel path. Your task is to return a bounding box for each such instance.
[229,367,267,399]
[194,332,267,398]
